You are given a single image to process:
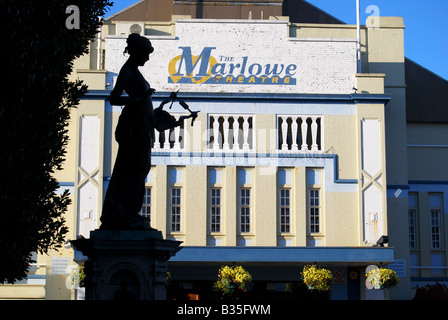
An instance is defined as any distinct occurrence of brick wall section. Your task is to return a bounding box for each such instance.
[105,20,357,94]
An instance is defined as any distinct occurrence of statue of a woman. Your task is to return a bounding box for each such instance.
[100,34,195,230]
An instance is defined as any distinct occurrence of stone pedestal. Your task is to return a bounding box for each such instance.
[71,229,181,300]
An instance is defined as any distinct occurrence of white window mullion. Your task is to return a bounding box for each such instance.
[309,189,320,234]
[240,188,251,233]
[210,188,221,233]
[171,187,181,232]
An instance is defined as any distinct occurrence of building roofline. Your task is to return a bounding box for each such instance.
[174,18,289,24]
[301,0,346,24]
[406,57,448,83]
[105,0,146,21]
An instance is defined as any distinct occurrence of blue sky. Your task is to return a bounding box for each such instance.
[306,0,448,80]
[104,0,448,80]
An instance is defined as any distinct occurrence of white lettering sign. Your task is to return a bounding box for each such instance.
[388,259,406,278]
[52,257,70,275]
[106,20,357,94]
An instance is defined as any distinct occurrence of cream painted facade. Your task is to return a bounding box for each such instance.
[3,10,445,301]
[407,124,448,293]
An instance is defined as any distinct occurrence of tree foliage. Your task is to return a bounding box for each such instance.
[413,282,448,300]
[0,0,112,283]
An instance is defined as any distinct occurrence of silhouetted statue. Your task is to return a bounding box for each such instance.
[100,33,198,230]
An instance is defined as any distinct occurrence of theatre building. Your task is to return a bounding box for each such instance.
[2,0,447,300]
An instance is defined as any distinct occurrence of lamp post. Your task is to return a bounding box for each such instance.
[356,0,362,73]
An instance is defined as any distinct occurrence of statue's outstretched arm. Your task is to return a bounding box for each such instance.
[154,91,200,131]
[155,91,178,111]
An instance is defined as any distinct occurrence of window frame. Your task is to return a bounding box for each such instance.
[240,188,251,233]
[170,187,182,232]
[279,188,291,233]
[210,187,222,233]
[430,209,442,249]
[309,188,320,234]
[429,193,443,250]
[140,187,151,219]
[408,208,417,249]
[408,192,418,250]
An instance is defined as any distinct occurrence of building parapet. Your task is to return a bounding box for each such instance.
[81,90,392,104]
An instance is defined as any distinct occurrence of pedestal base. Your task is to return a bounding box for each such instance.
[71,229,181,300]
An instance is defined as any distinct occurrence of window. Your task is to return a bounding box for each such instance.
[140,187,151,219]
[431,210,441,249]
[429,194,443,249]
[210,188,221,233]
[171,188,181,232]
[240,188,251,233]
[280,189,291,233]
[309,189,320,233]
[408,209,416,249]
[408,193,417,249]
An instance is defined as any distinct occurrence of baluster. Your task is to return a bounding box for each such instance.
[213,116,220,151]
[181,115,186,150]
[281,116,289,151]
[222,115,230,151]
[301,117,309,151]
[291,116,299,151]
[311,116,319,151]
[173,115,181,150]
[243,116,250,151]
[153,129,160,151]
[233,117,240,151]
[164,128,171,150]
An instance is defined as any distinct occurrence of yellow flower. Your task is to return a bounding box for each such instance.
[214,265,252,296]
[366,267,400,289]
[301,265,333,292]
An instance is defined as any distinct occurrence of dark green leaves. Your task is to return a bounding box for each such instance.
[0,0,113,283]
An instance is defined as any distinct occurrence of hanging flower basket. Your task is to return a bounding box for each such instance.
[213,265,252,297]
[366,267,400,289]
[301,265,333,292]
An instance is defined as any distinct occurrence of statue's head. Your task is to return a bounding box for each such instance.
[124,33,154,66]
